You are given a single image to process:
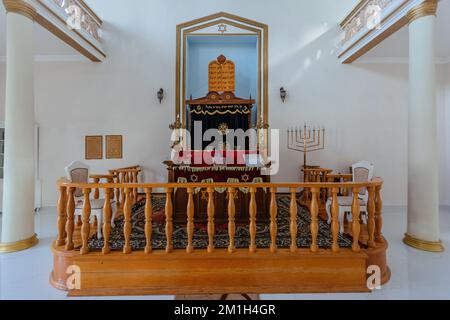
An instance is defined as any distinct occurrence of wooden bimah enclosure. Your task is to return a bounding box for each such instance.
[50,165,390,296]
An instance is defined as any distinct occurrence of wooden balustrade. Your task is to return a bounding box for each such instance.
[56,178,384,257]
[165,188,174,253]
[228,187,236,253]
[144,188,153,254]
[80,188,91,255]
[207,188,215,253]
[269,187,277,253]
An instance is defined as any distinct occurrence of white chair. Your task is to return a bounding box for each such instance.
[326,161,375,234]
[65,161,117,240]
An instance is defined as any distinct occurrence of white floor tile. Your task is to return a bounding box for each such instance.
[0,206,449,300]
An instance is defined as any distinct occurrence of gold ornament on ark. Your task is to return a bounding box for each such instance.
[218,123,230,135]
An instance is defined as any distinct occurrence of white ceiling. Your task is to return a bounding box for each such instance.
[0,0,448,61]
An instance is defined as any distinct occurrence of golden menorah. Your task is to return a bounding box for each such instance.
[287,125,326,178]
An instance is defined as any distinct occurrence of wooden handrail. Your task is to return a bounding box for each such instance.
[56,178,384,257]
[56,178,384,189]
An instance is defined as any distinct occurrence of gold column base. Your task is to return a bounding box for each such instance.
[403,233,444,253]
[0,234,39,253]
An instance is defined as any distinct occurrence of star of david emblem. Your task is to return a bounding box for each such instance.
[218,23,227,34]
[241,174,250,182]
[190,175,198,182]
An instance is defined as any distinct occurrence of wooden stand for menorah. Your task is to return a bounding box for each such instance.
[288,125,326,207]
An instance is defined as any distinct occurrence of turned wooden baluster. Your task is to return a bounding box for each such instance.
[120,172,126,207]
[351,187,361,252]
[165,188,174,253]
[228,187,236,253]
[93,178,100,199]
[133,171,139,201]
[114,174,121,208]
[331,187,340,253]
[56,185,67,246]
[270,187,278,253]
[310,187,320,253]
[186,188,195,254]
[65,187,75,250]
[290,188,298,252]
[107,177,114,199]
[80,188,91,255]
[375,185,383,243]
[144,188,153,254]
[123,188,132,254]
[207,188,215,253]
[249,187,257,253]
[367,186,376,248]
[102,188,112,254]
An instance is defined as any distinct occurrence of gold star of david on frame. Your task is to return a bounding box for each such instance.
[218,23,227,34]
[241,174,250,182]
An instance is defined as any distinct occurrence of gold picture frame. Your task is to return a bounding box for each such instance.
[85,136,103,160]
[106,135,123,159]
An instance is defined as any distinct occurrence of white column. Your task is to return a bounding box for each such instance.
[0,10,37,250]
[405,4,443,252]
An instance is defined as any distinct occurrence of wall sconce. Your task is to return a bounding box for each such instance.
[280,87,287,103]
[157,88,164,104]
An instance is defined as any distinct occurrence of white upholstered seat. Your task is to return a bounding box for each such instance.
[325,161,375,234]
[66,161,117,240]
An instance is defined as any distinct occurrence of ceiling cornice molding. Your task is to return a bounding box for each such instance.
[2,0,37,20]
[338,0,441,64]
[406,0,438,24]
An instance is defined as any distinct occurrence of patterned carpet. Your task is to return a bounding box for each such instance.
[88,195,353,251]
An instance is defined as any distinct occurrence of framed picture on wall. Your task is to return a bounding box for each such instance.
[106,135,123,159]
[85,136,103,160]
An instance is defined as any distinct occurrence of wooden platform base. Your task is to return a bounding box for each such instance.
[50,240,390,297]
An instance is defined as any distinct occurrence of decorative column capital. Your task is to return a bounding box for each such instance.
[407,0,439,24]
[2,0,37,21]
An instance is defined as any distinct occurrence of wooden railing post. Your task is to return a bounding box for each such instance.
[310,187,319,253]
[80,188,91,255]
[331,187,340,253]
[65,187,75,251]
[120,172,126,207]
[186,188,195,254]
[165,188,174,253]
[207,188,215,253]
[249,187,257,253]
[57,185,67,246]
[227,187,236,253]
[270,187,278,253]
[144,188,153,254]
[351,187,361,252]
[367,186,376,248]
[107,177,115,199]
[123,188,132,254]
[102,188,112,254]
[290,188,298,253]
[375,185,383,243]
[114,174,121,208]
[93,178,100,199]
[133,171,138,201]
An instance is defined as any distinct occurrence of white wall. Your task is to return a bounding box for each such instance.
[439,63,450,206]
[0,0,425,208]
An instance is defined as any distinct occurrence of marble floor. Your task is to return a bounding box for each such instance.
[0,206,449,300]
